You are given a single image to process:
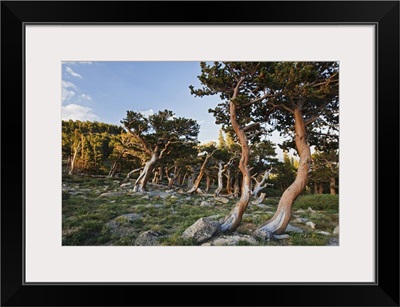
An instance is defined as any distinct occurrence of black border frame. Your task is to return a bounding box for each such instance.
[1,1,399,306]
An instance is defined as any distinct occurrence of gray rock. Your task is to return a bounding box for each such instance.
[135,231,161,246]
[107,213,142,232]
[200,201,213,207]
[99,191,124,197]
[333,225,339,235]
[305,221,316,229]
[152,195,161,201]
[328,237,339,246]
[294,217,309,223]
[285,224,304,233]
[204,234,258,246]
[214,197,229,204]
[141,195,150,200]
[316,230,331,236]
[307,207,315,213]
[181,217,220,243]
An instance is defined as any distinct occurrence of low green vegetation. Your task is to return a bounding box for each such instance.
[62,176,339,246]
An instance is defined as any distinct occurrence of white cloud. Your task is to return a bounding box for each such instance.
[139,109,154,117]
[62,104,99,121]
[80,94,92,101]
[61,80,76,89]
[61,80,77,103]
[62,88,75,103]
[66,66,83,79]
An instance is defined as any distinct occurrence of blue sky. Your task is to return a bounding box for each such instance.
[61,61,289,159]
[62,61,224,143]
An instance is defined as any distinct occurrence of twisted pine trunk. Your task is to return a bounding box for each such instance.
[214,161,224,197]
[220,99,252,232]
[255,108,312,238]
[133,153,158,192]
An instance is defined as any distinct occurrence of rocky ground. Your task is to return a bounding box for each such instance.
[62,176,339,246]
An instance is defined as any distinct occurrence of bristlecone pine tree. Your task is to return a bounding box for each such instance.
[121,109,199,192]
[190,61,338,238]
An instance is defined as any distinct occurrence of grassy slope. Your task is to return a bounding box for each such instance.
[62,175,339,246]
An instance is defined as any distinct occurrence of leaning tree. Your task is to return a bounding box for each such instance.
[121,109,199,192]
[190,61,338,238]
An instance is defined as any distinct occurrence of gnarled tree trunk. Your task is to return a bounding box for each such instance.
[205,174,211,192]
[220,99,252,232]
[225,169,232,195]
[119,167,143,186]
[255,108,311,238]
[133,153,158,192]
[68,145,81,175]
[318,183,324,194]
[214,161,224,197]
[330,177,336,195]
[188,151,215,194]
[252,168,272,198]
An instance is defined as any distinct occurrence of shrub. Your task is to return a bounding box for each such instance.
[293,194,339,212]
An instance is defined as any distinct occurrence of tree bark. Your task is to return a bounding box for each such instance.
[205,175,211,192]
[220,99,252,232]
[314,181,319,194]
[68,145,81,175]
[133,153,158,192]
[252,168,272,198]
[165,167,175,188]
[119,167,143,186]
[225,169,232,195]
[330,177,336,195]
[152,169,160,184]
[318,183,324,194]
[233,172,240,198]
[214,161,224,197]
[255,108,312,238]
[187,151,215,194]
[108,161,120,178]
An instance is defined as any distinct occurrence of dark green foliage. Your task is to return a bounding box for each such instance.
[62,120,124,174]
[293,194,339,212]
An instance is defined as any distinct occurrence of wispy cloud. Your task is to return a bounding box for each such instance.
[62,81,77,103]
[80,94,92,101]
[62,104,99,121]
[66,66,83,79]
[139,109,154,117]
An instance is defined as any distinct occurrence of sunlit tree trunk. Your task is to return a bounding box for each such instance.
[233,172,240,198]
[152,169,159,184]
[225,169,232,195]
[318,183,324,194]
[256,108,311,238]
[205,174,211,192]
[133,153,158,192]
[214,161,224,197]
[330,177,336,195]
[68,145,81,175]
[220,99,252,232]
[188,151,215,194]
[252,168,272,198]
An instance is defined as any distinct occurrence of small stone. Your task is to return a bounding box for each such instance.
[135,231,161,246]
[214,197,229,204]
[285,224,304,233]
[316,231,331,236]
[306,221,316,229]
[274,234,290,240]
[333,225,339,235]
